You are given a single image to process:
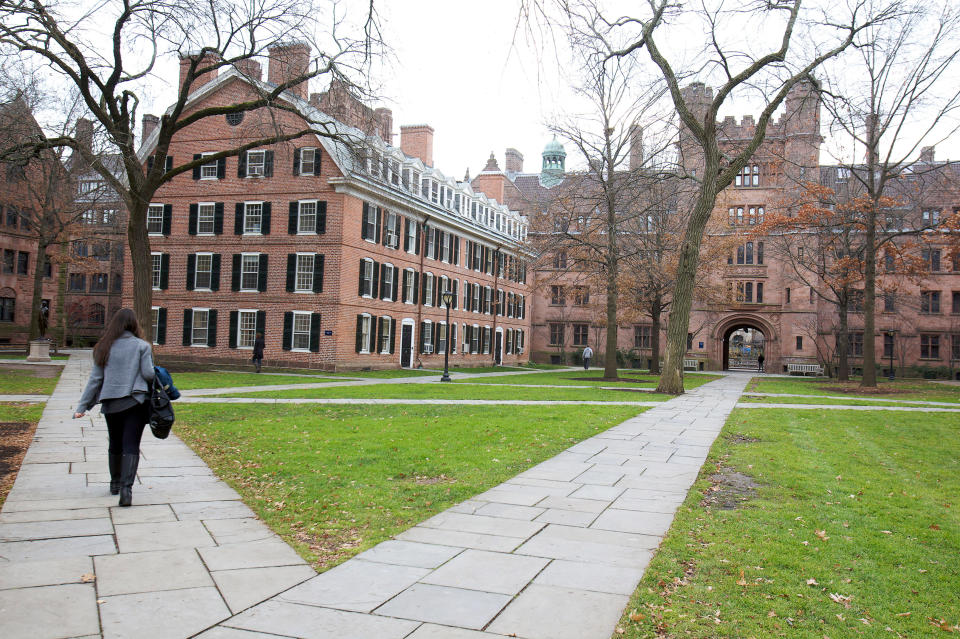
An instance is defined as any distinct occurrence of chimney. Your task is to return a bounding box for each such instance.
[76,118,94,152]
[268,43,310,101]
[629,125,644,170]
[235,58,262,82]
[178,52,220,99]
[400,124,434,167]
[142,114,159,143]
[374,108,393,145]
[504,148,524,174]
[920,146,935,163]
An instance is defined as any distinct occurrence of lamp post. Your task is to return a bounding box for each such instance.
[887,331,895,381]
[440,289,454,382]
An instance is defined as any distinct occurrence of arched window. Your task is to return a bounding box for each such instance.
[745,242,754,265]
[89,303,105,325]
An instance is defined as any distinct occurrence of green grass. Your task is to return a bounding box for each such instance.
[747,377,960,403]
[174,403,645,570]
[0,402,45,509]
[617,408,960,638]
[0,402,45,422]
[0,367,62,394]
[453,369,720,389]
[0,354,69,360]
[740,395,959,408]
[217,382,671,402]
[172,371,341,391]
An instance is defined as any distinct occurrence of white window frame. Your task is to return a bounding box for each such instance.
[200,152,218,179]
[382,263,395,301]
[240,253,260,292]
[246,150,266,177]
[151,306,160,345]
[483,326,491,354]
[191,308,210,347]
[243,202,263,235]
[385,211,399,248]
[380,316,392,354]
[194,252,214,291]
[295,253,315,293]
[404,268,415,304]
[299,148,316,175]
[238,309,257,349]
[151,252,162,290]
[291,310,312,352]
[147,204,164,235]
[423,320,434,354]
[424,273,434,307]
[437,321,447,355]
[359,313,372,354]
[471,324,481,353]
[450,322,457,354]
[360,258,375,298]
[197,202,216,235]
[363,204,378,243]
[406,219,418,254]
[298,200,318,234]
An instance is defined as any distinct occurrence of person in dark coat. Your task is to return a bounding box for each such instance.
[252,332,265,373]
[757,352,765,372]
[75,308,155,507]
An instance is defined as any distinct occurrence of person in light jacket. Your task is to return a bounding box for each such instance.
[74,308,155,507]
[582,345,594,370]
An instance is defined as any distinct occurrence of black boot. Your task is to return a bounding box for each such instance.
[119,453,140,507]
[108,454,122,495]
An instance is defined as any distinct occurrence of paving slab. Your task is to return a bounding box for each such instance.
[0,534,116,561]
[114,520,216,553]
[203,517,278,544]
[280,558,429,612]
[590,509,678,536]
[353,539,464,568]
[0,556,92,590]
[211,564,316,613]
[198,538,306,571]
[373,583,512,629]
[0,583,100,639]
[94,548,214,596]
[405,624,506,638]
[533,559,643,595]
[396,526,523,552]
[99,586,231,639]
[0,517,113,542]
[420,549,550,595]
[225,599,419,639]
[109,503,177,524]
[488,584,629,639]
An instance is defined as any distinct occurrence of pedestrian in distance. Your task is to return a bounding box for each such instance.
[252,331,265,373]
[582,345,594,370]
[74,308,155,507]
[757,352,765,373]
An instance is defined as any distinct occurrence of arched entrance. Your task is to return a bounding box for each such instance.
[715,315,776,372]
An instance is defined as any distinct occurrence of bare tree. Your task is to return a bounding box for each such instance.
[0,0,381,338]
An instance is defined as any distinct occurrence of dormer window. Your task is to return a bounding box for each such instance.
[390,160,400,186]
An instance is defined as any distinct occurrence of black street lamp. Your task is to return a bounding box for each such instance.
[440,289,454,382]
[887,330,895,381]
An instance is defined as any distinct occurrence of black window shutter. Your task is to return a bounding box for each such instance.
[186,254,196,291]
[162,205,172,236]
[403,218,411,251]
[231,254,241,291]
[188,204,198,235]
[379,265,388,300]
[261,202,271,235]
[313,255,324,293]
[211,254,221,291]
[374,207,382,244]
[165,156,173,172]
[238,152,247,178]
[288,202,298,234]
[214,203,224,234]
[371,261,380,299]
[258,254,268,292]
[419,322,425,354]
[420,273,427,304]
[156,308,167,345]
[313,149,321,176]
[389,319,396,354]
[309,313,321,352]
[293,148,301,175]
[453,279,459,309]
[229,310,238,349]
[381,209,389,246]
[452,323,457,352]
[434,281,440,308]
[234,203,244,235]
[283,312,293,351]
[361,203,370,240]
[207,310,217,347]
[217,157,226,179]
[264,150,274,177]
[317,201,326,234]
[159,254,169,289]
[182,309,193,346]
[192,153,202,180]
[358,259,366,296]
[453,235,460,265]
[434,229,441,260]
[286,254,296,292]
[255,310,266,339]
[355,315,363,352]
[392,268,398,301]
[415,223,421,255]
[412,271,419,306]
[376,316,384,353]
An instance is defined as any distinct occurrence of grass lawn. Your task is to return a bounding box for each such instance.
[0,366,62,394]
[0,354,69,360]
[217,382,672,402]
[616,407,960,638]
[452,369,720,389]
[175,403,645,570]
[171,371,343,391]
[0,402,45,509]
[747,377,960,403]
[740,395,959,408]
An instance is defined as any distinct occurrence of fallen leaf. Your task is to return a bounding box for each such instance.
[815,530,830,541]
[930,524,941,530]
[829,593,852,608]
[895,612,911,617]
[807,578,819,586]
[768,610,777,617]
[629,612,645,622]
[737,570,748,586]
[80,573,95,583]
[881,530,893,535]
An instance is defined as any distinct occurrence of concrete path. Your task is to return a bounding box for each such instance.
[178,397,663,407]
[0,395,48,403]
[1,353,748,639]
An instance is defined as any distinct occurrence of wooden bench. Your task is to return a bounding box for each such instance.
[683,358,699,371]
[787,363,823,376]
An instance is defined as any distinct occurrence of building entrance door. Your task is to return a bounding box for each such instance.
[400,324,413,368]
[494,331,502,365]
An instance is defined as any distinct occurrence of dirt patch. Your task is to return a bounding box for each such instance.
[568,377,656,384]
[728,434,760,444]
[820,385,909,396]
[701,468,758,510]
[0,363,63,378]
[0,420,39,508]
[393,473,456,485]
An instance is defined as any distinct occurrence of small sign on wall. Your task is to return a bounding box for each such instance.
[324,330,333,336]
[699,342,704,349]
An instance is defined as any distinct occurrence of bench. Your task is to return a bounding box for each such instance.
[683,358,699,371]
[787,363,823,376]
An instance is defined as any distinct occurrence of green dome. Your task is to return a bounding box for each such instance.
[541,135,566,187]
[543,135,566,157]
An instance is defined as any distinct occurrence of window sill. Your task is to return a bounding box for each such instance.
[190,344,209,348]
[199,176,219,181]
[242,232,262,237]
[238,346,253,350]
[292,348,311,353]
[297,232,318,236]
[239,289,259,293]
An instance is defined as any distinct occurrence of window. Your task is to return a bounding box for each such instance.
[550,285,565,305]
[885,252,896,272]
[147,204,164,234]
[850,290,864,312]
[357,314,372,353]
[379,316,392,353]
[744,282,753,303]
[920,334,940,359]
[16,252,28,275]
[246,150,266,177]
[745,242,754,265]
[884,293,896,313]
[200,153,218,179]
[423,273,434,307]
[90,273,108,293]
[470,325,481,353]
[297,201,317,233]
[883,333,894,358]
[737,207,744,225]
[241,254,260,291]
[360,259,375,297]
[237,310,257,348]
[151,253,162,289]
[69,273,86,292]
[757,242,764,264]
[405,218,418,253]
[381,264,395,301]
[88,303,105,326]
[571,324,588,347]
[757,283,764,303]
[299,148,316,175]
[292,311,311,351]
[785,288,791,304]
[5,206,17,228]
[810,287,815,304]
[921,291,941,314]
[112,274,122,293]
[295,254,315,292]
[0,296,13,322]
[574,287,590,306]
[362,203,378,241]
[197,203,215,234]
[798,247,804,261]
[384,211,400,248]
[922,210,940,226]
[243,202,262,234]
[549,323,564,346]
[151,307,160,345]
[634,325,651,349]
[847,332,864,357]
[195,254,213,290]
[922,248,941,272]
[953,291,960,314]
[422,321,434,354]
[796,336,803,351]
[553,251,567,269]
[735,164,759,187]
[437,322,448,355]
[953,334,960,361]
[403,268,416,304]
[192,310,210,346]
[687,333,693,350]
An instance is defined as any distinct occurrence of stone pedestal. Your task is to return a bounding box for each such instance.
[26,339,52,362]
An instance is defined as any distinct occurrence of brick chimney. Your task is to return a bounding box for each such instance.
[142,114,159,143]
[920,146,935,163]
[504,148,524,174]
[629,125,644,170]
[374,107,393,145]
[400,124,434,167]
[76,118,94,151]
[178,52,220,99]
[268,43,310,101]
[235,58,262,82]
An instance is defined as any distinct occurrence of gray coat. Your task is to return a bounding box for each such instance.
[77,332,155,413]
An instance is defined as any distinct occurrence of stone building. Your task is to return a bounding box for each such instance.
[135,45,531,370]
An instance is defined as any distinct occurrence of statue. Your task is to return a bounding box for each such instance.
[38,300,49,339]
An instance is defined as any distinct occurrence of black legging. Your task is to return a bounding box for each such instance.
[105,402,149,455]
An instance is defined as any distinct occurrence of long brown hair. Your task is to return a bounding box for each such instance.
[93,308,143,367]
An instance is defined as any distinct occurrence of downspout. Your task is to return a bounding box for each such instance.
[416,218,429,367]
[492,244,503,365]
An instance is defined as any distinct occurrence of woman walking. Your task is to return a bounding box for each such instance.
[252,331,265,373]
[74,308,155,507]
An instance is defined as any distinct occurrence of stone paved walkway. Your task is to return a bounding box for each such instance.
[1,353,749,639]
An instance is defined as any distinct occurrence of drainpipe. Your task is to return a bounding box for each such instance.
[415,218,429,367]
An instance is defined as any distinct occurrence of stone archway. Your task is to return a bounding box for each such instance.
[714,314,777,372]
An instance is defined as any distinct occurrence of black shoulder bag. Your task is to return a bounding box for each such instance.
[149,377,175,439]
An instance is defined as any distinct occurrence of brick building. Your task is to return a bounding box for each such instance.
[136,45,531,370]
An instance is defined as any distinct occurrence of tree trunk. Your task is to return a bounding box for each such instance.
[649,298,662,375]
[55,246,68,345]
[861,214,877,387]
[603,258,619,379]
[837,299,849,381]
[28,241,48,340]
[127,200,153,341]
